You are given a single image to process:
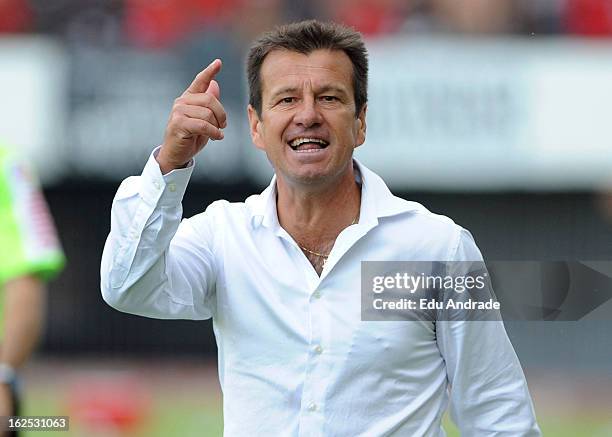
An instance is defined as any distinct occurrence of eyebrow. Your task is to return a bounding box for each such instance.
[269,85,350,101]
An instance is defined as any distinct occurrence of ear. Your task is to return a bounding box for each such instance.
[354,104,367,148]
[247,104,265,151]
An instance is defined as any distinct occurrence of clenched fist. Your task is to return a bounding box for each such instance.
[157,59,227,174]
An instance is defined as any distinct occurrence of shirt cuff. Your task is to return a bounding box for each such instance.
[140,146,194,207]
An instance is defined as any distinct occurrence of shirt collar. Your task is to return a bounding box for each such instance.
[248,158,424,230]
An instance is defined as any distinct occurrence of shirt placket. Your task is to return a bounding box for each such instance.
[298,278,326,437]
[276,221,374,437]
[277,230,325,437]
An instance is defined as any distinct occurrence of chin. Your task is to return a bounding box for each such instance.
[287,167,337,187]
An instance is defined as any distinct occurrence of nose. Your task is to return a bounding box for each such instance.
[293,95,322,128]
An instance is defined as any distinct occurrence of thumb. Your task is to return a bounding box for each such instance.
[206,79,221,100]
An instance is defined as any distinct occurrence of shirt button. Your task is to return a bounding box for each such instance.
[307,402,317,412]
[153,181,161,190]
[168,183,176,192]
[314,345,323,354]
[313,291,321,299]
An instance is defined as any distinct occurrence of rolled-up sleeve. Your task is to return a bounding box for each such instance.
[437,228,541,436]
[100,149,217,320]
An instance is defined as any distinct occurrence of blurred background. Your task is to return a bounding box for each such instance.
[1,0,612,435]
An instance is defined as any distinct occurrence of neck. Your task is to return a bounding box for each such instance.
[276,163,361,248]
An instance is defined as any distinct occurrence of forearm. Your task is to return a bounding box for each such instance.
[439,320,541,435]
[100,150,216,320]
[1,276,45,369]
[100,182,184,315]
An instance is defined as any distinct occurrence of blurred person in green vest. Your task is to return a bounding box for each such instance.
[0,144,64,436]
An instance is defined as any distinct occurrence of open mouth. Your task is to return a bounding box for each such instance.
[288,137,330,152]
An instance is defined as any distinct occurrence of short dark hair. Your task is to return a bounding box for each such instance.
[247,20,368,117]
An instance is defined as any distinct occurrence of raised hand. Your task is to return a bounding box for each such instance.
[157,59,227,174]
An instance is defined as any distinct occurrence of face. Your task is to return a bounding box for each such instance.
[248,49,367,188]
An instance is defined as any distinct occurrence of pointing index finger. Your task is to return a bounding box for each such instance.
[185,59,222,95]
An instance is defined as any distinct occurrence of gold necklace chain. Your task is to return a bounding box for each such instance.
[299,245,330,259]
[299,213,359,259]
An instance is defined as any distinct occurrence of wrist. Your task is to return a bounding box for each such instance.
[0,363,16,385]
[156,147,190,174]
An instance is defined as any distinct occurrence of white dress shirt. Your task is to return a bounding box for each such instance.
[101,150,541,437]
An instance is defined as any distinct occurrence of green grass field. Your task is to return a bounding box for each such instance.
[17,359,612,437]
[20,396,612,437]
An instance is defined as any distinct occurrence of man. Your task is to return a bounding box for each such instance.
[101,20,540,436]
[0,144,65,436]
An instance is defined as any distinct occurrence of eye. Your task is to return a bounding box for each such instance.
[321,96,338,102]
[279,97,295,104]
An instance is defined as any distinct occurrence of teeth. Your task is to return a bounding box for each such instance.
[290,137,328,148]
